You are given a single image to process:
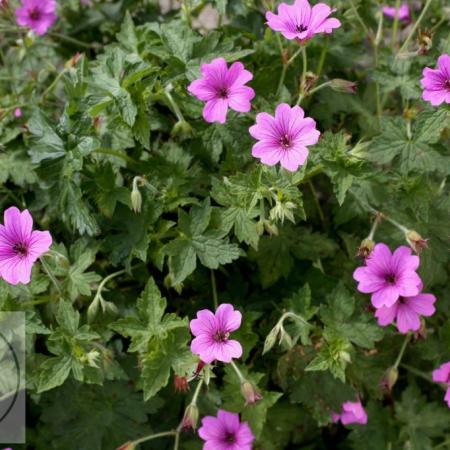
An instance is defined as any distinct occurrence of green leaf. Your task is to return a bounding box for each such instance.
[111,278,187,352]
[37,356,72,393]
[117,11,138,53]
[368,110,450,174]
[141,328,193,400]
[27,110,65,163]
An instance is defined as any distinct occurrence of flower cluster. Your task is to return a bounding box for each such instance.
[187,0,341,173]
[353,243,436,334]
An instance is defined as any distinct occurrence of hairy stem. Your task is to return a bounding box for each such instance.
[393,334,411,370]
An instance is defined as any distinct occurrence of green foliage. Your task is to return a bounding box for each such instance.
[0,0,449,449]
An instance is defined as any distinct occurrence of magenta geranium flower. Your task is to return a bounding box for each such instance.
[382,3,410,21]
[249,103,320,172]
[353,243,422,309]
[420,54,450,106]
[190,303,243,364]
[266,0,341,42]
[0,207,52,285]
[332,400,367,426]
[374,289,436,334]
[15,0,57,36]
[432,361,450,408]
[198,409,255,450]
[187,58,255,124]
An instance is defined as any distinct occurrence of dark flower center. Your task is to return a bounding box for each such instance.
[217,87,229,99]
[29,8,41,20]
[13,242,28,256]
[445,79,450,91]
[224,433,236,443]
[279,134,292,149]
[214,330,229,342]
[296,24,308,33]
[385,274,396,284]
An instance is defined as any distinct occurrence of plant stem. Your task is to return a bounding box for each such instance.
[133,430,177,446]
[164,85,186,123]
[41,69,66,102]
[40,256,62,295]
[308,179,325,227]
[181,0,192,27]
[295,47,308,105]
[307,80,333,97]
[393,334,411,370]
[396,0,434,56]
[315,38,328,78]
[390,0,401,48]
[230,360,246,384]
[210,270,218,310]
[190,378,204,405]
[349,0,371,38]
[92,269,126,304]
[401,363,434,384]
[276,46,304,97]
[48,31,100,50]
[367,213,382,240]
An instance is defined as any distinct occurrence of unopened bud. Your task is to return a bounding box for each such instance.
[405,230,428,254]
[263,325,280,355]
[240,381,263,406]
[116,442,136,450]
[382,366,399,391]
[65,52,82,69]
[357,238,375,259]
[174,374,190,393]
[330,79,357,94]
[172,120,193,137]
[182,403,199,430]
[130,188,142,213]
[256,220,264,236]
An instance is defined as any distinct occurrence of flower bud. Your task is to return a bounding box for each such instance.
[172,120,193,138]
[65,52,82,69]
[130,188,142,213]
[357,238,375,259]
[240,381,263,406]
[382,366,399,392]
[330,79,357,94]
[174,374,190,393]
[263,325,280,355]
[405,230,428,254]
[182,403,199,430]
[14,108,22,118]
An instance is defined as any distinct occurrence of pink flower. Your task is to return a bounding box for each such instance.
[249,103,320,172]
[353,243,421,309]
[332,400,368,426]
[14,108,22,118]
[0,207,52,285]
[375,289,436,334]
[190,303,243,364]
[187,58,255,124]
[15,0,57,36]
[432,361,450,408]
[382,3,410,21]
[198,409,255,450]
[266,0,341,42]
[420,54,450,106]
